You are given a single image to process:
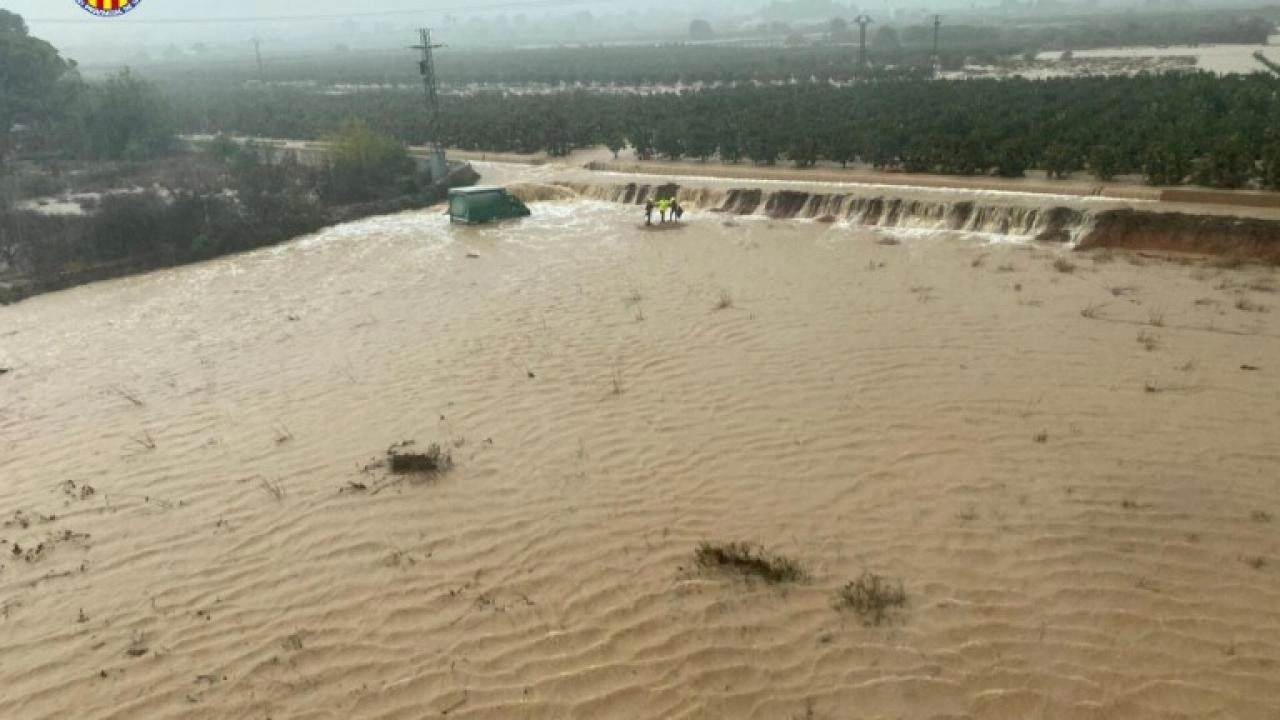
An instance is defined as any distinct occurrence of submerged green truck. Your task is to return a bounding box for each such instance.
[447,186,531,224]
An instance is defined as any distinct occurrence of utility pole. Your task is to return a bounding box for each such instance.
[933,15,942,66]
[411,28,447,181]
[252,38,264,84]
[855,15,873,69]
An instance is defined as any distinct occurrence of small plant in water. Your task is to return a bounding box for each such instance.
[129,430,157,452]
[110,385,145,407]
[1236,296,1268,313]
[1137,330,1159,352]
[259,478,286,502]
[610,366,625,396]
[695,541,807,584]
[713,290,735,311]
[835,572,908,626]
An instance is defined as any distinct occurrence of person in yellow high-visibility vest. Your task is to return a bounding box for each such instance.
[657,198,671,223]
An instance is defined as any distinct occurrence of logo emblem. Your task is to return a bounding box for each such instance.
[77,0,141,17]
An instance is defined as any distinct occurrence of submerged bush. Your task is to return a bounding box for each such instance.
[321,121,415,204]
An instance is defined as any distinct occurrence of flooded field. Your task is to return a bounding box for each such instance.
[2,187,1280,719]
[1037,43,1280,75]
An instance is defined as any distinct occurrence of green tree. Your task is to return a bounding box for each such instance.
[828,18,854,44]
[689,19,714,41]
[654,122,685,160]
[684,119,718,162]
[1190,138,1251,189]
[205,133,239,162]
[874,26,902,53]
[1143,146,1190,186]
[788,133,819,168]
[1261,142,1280,191]
[821,123,857,168]
[322,120,413,203]
[1088,145,1121,182]
[84,70,176,160]
[602,129,626,160]
[994,141,1028,178]
[626,125,655,160]
[0,10,74,166]
[1041,143,1081,179]
[717,120,743,164]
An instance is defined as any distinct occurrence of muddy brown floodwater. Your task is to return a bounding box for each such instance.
[2,183,1280,719]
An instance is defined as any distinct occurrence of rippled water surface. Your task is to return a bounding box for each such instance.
[3,197,1280,719]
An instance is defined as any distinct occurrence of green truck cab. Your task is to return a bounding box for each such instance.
[447,186,531,224]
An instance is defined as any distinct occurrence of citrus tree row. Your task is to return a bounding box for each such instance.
[171,73,1280,190]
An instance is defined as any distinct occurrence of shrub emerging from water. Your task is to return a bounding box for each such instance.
[695,541,808,584]
[321,120,416,204]
[835,572,908,626]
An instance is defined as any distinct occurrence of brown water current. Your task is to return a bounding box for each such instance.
[2,194,1280,719]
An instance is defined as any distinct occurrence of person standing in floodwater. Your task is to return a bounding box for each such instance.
[645,199,654,225]
[672,200,684,222]
[658,198,670,223]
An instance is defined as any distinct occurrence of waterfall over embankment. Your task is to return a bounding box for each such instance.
[560,181,1089,243]
[556,181,1280,260]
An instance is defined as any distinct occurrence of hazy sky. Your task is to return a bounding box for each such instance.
[5,0,987,48]
[4,0,1239,58]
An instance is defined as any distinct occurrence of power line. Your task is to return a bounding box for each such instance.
[413,28,445,144]
[27,0,605,25]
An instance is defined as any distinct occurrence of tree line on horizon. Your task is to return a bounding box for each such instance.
[6,2,1280,196]
[170,72,1280,191]
[0,10,176,171]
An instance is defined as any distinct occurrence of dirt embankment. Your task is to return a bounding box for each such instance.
[1083,209,1280,262]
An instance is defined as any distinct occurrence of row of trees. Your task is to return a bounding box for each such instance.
[1,10,175,168]
[170,72,1280,190]
[3,6,425,205]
